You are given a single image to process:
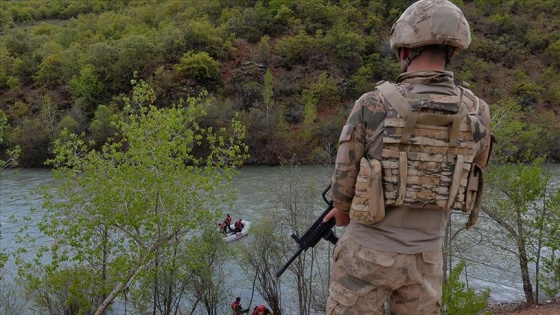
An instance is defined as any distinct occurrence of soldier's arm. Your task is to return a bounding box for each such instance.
[331,91,386,212]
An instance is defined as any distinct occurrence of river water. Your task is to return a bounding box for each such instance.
[1,164,559,312]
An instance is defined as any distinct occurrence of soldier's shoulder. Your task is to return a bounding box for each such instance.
[458,84,489,112]
[357,80,393,105]
[354,90,386,112]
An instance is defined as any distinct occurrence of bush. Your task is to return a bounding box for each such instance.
[174,51,220,82]
[442,261,491,315]
[275,31,315,66]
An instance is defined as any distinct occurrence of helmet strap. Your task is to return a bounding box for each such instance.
[400,48,424,72]
[400,45,456,71]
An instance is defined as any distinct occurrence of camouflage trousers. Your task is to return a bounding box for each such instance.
[326,233,443,315]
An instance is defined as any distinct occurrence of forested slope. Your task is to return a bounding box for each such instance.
[1,0,559,166]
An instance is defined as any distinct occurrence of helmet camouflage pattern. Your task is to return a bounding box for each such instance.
[390,0,471,52]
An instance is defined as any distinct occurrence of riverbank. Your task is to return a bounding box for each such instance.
[486,299,560,314]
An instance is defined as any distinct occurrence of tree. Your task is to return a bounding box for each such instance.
[442,261,491,315]
[484,159,558,305]
[301,89,317,147]
[240,162,333,315]
[129,227,232,315]
[88,104,117,148]
[539,188,560,300]
[17,78,248,314]
[183,229,233,315]
[0,109,20,171]
[0,279,27,315]
[175,51,220,83]
[69,64,104,114]
[481,100,560,305]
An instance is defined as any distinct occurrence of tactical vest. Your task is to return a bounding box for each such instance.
[375,81,483,212]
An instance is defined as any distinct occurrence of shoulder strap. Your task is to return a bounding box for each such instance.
[458,86,480,114]
[376,81,411,118]
[376,81,470,147]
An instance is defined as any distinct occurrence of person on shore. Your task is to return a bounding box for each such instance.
[231,296,249,315]
[251,305,272,315]
[324,0,493,314]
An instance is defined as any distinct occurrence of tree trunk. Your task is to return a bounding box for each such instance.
[518,243,535,306]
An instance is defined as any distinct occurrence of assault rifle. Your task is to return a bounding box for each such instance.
[276,184,339,278]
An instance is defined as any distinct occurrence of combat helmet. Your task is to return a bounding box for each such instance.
[390,0,471,53]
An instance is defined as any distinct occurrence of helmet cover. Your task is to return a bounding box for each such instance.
[390,0,471,52]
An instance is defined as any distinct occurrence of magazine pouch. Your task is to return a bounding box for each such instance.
[350,157,386,226]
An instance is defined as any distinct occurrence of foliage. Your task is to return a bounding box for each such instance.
[88,104,117,148]
[174,51,220,83]
[239,162,333,315]
[275,31,316,66]
[69,64,104,114]
[21,265,107,315]
[488,99,531,163]
[240,217,285,315]
[484,159,560,305]
[0,0,559,164]
[0,110,20,171]
[301,89,317,147]
[442,261,491,315]
[16,78,248,314]
[0,279,27,315]
[539,186,560,299]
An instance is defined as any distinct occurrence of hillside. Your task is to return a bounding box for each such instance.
[1,0,559,166]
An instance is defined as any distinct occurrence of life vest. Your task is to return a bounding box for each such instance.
[375,81,486,212]
[234,220,244,230]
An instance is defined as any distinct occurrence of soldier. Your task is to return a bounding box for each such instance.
[324,0,493,314]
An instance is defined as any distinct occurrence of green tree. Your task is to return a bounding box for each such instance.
[477,97,560,306]
[539,188,560,300]
[442,261,491,315]
[488,98,532,163]
[69,64,104,114]
[240,162,333,315]
[88,104,117,147]
[175,51,220,83]
[0,109,20,171]
[34,54,65,87]
[274,31,315,66]
[301,89,317,147]
[17,79,248,314]
[545,39,560,68]
[484,159,559,306]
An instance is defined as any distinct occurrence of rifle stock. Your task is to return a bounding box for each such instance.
[276,184,339,278]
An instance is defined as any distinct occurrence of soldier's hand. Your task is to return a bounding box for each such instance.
[323,207,350,227]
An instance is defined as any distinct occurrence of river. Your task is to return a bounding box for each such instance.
[1,164,559,313]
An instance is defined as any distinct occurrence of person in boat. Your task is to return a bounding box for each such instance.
[220,214,234,234]
[231,296,249,315]
[251,305,272,315]
[233,219,245,233]
[225,214,233,226]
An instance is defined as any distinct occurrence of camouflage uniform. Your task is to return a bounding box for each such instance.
[326,1,492,314]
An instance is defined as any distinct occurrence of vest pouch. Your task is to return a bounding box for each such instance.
[350,157,386,226]
[464,163,484,228]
